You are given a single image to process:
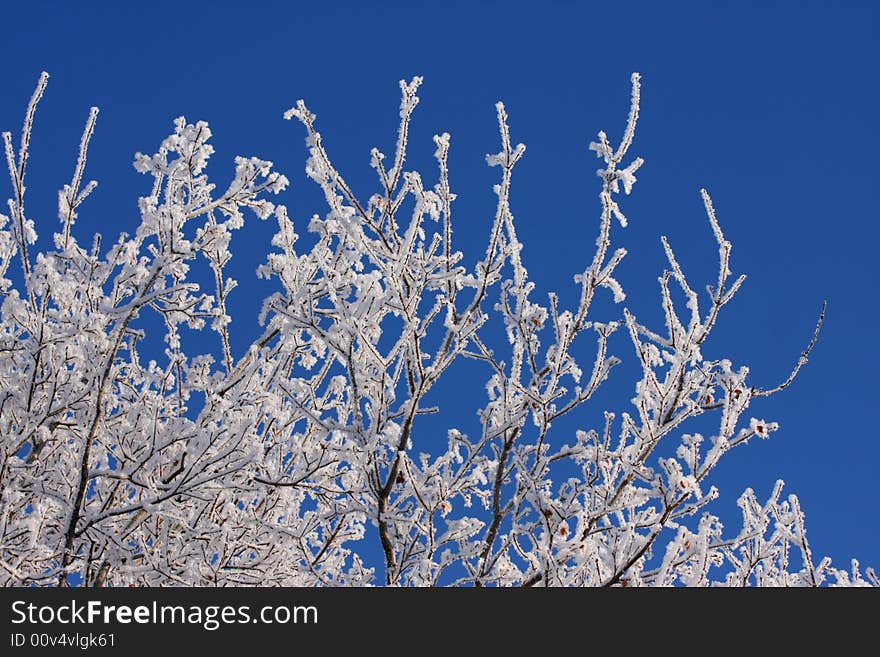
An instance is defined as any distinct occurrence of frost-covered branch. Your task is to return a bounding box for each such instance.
[0,71,868,588]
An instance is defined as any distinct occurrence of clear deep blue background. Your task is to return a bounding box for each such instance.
[1,1,876,575]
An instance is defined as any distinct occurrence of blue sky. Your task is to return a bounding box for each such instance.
[1,1,877,573]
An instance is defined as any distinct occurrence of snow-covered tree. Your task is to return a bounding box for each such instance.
[0,72,873,587]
